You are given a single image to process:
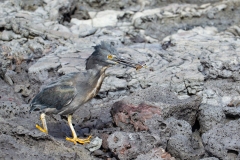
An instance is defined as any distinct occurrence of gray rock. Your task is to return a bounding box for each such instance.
[70,24,97,38]
[44,0,76,23]
[202,120,240,160]
[223,105,240,117]
[57,66,80,74]
[200,158,219,160]
[0,0,240,159]
[223,97,240,118]
[167,134,205,160]
[3,70,14,85]
[0,30,22,41]
[90,10,126,28]
[145,115,204,160]
[199,43,240,80]
[165,117,192,138]
[28,69,49,83]
[28,56,60,73]
[86,137,102,152]
[16,0,44,11]
[136,147,176,160]
[14,84,31,97]
[198,104,225,134]
[102,76,127,91]
[202,79,240,106]
[0,101,29,119]
[107,131,163,160]
[0,129,92,159]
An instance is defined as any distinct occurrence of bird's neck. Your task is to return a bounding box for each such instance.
[92,66,108,87]
[87,66,109,98]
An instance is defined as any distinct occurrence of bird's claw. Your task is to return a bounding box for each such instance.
[36,124,48,134]
[66,135,92,145]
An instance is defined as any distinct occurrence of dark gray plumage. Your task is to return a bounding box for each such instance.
[86,42,119,69]
[29,41,140,144]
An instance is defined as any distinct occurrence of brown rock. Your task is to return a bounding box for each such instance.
[111,101,161,131]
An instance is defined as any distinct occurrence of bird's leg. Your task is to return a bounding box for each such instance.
[36,113,48,134]
[66,115,91,145]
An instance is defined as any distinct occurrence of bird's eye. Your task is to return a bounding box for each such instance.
[107,54,113,59]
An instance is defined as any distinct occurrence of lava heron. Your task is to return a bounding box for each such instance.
[30,41,143,144]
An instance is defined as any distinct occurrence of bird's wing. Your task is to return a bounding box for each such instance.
[30,75,78,111]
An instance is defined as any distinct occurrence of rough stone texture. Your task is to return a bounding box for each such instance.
[136,147,176,160]
[86,137,102,152]
[0,116,93,160]
[134,1,240,40]
[0,0,240,159]
[202,120,240,160]
[223,97,240,118]
[198,104,225,134]
[111,101,161,131]
[167,134,205,160]
[146,116,205,160]
[111,86,202,129]
[199,44,240,81]
[199,79,240,133]
[107,131,164,160]
[200,158,219,160]
[107,113,204,160]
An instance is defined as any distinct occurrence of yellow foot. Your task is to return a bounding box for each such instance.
[36,124,48,134]
[66,135,92,145]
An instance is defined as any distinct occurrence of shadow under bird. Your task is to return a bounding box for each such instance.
[29,41,143,144]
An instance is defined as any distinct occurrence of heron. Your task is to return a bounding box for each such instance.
[29,41,143,144]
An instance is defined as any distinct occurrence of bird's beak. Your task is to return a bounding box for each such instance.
[107,55,146,70]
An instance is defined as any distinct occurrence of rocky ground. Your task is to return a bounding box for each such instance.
[0,0,240,159]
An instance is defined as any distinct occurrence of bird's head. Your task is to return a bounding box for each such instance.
[86,41,142,70]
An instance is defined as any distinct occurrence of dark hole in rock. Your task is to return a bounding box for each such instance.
[132,112,138,121]
[112,123,118,128]
[116,76,125,79]
[225,114,240,121]
[192,118,200,132]
[95,95,103,99]
[21,95,29,99]
[160,122,167,130]
[227,149,238,159]
[177,123,182,127]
